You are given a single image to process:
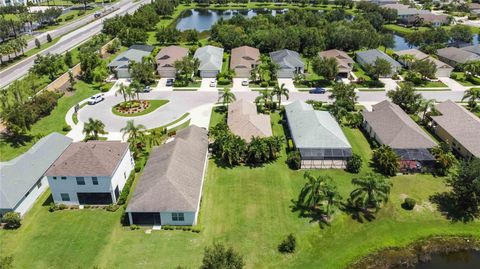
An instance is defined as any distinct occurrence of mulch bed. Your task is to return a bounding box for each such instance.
[114,100,150,114]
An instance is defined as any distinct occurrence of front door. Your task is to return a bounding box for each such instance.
[154,213,161,225]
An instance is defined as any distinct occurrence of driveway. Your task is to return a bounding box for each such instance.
[437,77,466,92]
[379,78,399,91]
[154,78,173,92]
[199,78,218,91]
[277,78,296,92]
[232,78,250,92]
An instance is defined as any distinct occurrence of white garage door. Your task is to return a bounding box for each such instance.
[234,68,251,78]
[200,70,219,78]
[277,69,294,78]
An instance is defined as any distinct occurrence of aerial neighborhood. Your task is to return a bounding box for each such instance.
[0,0,479,268]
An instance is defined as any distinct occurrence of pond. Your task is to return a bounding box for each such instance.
[396,250,480,269]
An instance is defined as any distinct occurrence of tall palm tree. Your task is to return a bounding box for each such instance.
[124,85,135,107]
[350,173,392,211]
[399,54,416,68]
[148,128,166,148]
[115,84,128,102]
[254,88,271,111]
[373,145,400,176]
[83,118,106,140]
[462,88,480,111]
[218,87,236,109]
[298,173,329,210]
[121,120,146,144]
[272,83,289,107]
[322,182,342,217]
[419,99,437,122]
[266,135,284,159]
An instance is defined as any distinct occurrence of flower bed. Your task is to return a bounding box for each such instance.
[112,100,169,117]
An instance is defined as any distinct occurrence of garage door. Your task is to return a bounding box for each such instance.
[234,68,250,78]
[131,212,161,226]
[77,192,113,205]
[158,68,176,78]
[200,70,219,78]
[436,68,451,78]
[277,69,294,78]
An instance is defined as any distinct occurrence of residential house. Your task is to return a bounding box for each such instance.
[228,99,272,142]
[46,141,134,205]
[108,45,154,78]
[411,13,449,27]
[461,45,480,56]
[269,49,305,78]
[430,100,480,159]
[372,0,399,5]
[436,47,480,67]
[230,46,260,78]
[155,46,189,78]
[362,101,437,172]
[318,49,354,78]
[394,49,453,78]
[285,101,352,169]
[356,49,402,77]
[126,125,209,226]
[193,45,224,78]
[0,133,72,217]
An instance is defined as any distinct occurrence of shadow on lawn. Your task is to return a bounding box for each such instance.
[290,199,331,229]
[429,192,477,223]
[341,200,376,223]
[0,132,34,148]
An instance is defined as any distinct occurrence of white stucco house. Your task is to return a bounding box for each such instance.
[45,141,134,205]
[0,133,72,217]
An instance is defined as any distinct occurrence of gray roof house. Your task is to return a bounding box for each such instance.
[193,45,224,78]
[126,125,209,226]
[108,45,154,78]
[356,49,402,77]
[0,133,72,217]
[362,101,436,172]
[269,49,305,78]
[430,100,480,159]
[436,47,480,67]
[285,101,352,169]
[394,49,453,78]
[228,99,272,142]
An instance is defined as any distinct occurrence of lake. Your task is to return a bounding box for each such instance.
[396,250,480,269]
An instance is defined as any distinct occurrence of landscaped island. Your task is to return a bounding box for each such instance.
[112,100,169,117]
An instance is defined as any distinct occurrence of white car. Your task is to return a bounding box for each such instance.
[241,80,249,86]
[88,94,105,105]
[210,80,217,87]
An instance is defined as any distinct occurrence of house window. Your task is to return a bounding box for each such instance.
[53,176,57,180]
[61,176,67,180]
[172,212,184,221]
[37,179,42,189]
[61,193,70,201]
[92,177,98,185]
[76,177,85,185]
[124,172,126,179]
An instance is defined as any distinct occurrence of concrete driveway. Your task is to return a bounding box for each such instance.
[277,78,296,92]
[379,78,399,91]
[437,77,466,92]
[232,78,250,92]
[154,78,173,92]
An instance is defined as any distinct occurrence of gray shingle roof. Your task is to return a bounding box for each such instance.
[285,101,351,151]
[108,45,154,68]
[269,49,305,70]
[356,49,402,69]
[227,99,272,142]
[431,100,480,157]
[462,45,480,56]
[45,141,129,177]
[0,133,72,210]
[437,47,480,64]
[362,100,437,149]
[126,125,209,213]
[193,45,224,71]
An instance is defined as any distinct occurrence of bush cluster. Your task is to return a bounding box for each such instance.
[278,234,296,254]
[130,224,140,230]
[162,226,200,233]
[117,173,135,205]
[64,14,74,21]
[402,198,416,210]
[49,203,79,212]
[105,204,120,212]
[1,212,21,229]
[346,154,363,174]
[287,150,301,170]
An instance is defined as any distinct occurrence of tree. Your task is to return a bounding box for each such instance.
[200,243,244,269]
[272,83,289,107]
[120,120,147,157]
[47,33,52,43]
[245,136,270,165]
[449,24,473,44]
[30,53,65,80]
[298,173,342,218]
[254,89,272,112]
[463,61,480,78]
[64,50,73,68]
[153,0,176,16]
[218,88,236,109]
[410,59,437,79]
[380,33,395,52]
[2,212,21,229]
[183,29,199,44]
[461,88,480,111]
[79,49,101,82]
[130,57,155,85]
[118,28,148,47]
[174,56,199,82]
[364,58,392,79]
[329,82,357,122]
[372,145,400,176]
[35,38,41,49]
[287,150,301,170]
[68,70,76,91]
[115,84,128,102]
[278,234,296,254]
[350,173,392,211]
[71,0,94,12]
[346,153,362,173]
[430,143,457,176]
[387,82,422,114]
[419,98,436,122]
[311,56,338,81]
[83,118,106,140]
[156,27,181,44]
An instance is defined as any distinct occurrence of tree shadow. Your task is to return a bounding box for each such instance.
[429,192,476,223]
[290,199,331,229]
[0,132,34,148]
[341,200,376,223]
[41,194,54,207]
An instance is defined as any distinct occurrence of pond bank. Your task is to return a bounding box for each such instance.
[349,236,480,269]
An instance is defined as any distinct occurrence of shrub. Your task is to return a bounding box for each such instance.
[217,78,230,85]
[62,125,72,132]
[64,14,74,21]
[346,154,362,173]
[2,212,21,229]
[402,197,416,210]
[48,202,57,212]
[391,74,400,80]
[278,234,296,253]
[287,151,301,170]
[191,228,201,233]
[173,79,189,87]
[47,33,52,43]
[100,84,110,92]
[35,38,41,49]
[134,164,141,173]
[130,224,140,230]
[450,73,457,80]
[268,80,276,86]
[260,81,268,87]
[78,10,86,16]
[58,204,68,210]
[162,225,174,230]
[117,173,135,205]
[105,204,120,212]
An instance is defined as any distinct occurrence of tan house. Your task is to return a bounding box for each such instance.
[156,46,189,78]
[394,49,453,78]
[318,49,354,78]
[227,99,272,142]
[430,100,480,159]
[230,46,260,78]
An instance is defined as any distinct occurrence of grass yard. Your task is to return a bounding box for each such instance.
[452,72,480,86]
[2,109,479,269]
[112,100,169,117]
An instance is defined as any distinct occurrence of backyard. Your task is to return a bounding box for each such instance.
[1,110,479,269]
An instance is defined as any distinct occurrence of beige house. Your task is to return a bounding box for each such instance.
[394,49,453,78]
[227,99,272,142]
[156,46,189,78]
[230,46,260,78]
[318,49,354,78]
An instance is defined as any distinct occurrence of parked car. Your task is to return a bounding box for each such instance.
[143,86,151,92]
[241,80,249,86]
[166,79,174,86]
[309,87,326,94]
[88,94,105,105]
[210,80,217,87]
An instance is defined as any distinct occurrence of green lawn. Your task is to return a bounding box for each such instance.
[0,81,101,161]
[112,100,169,117]
[452,72,480,86]
[2,110,479,269]
[0,37,61,71]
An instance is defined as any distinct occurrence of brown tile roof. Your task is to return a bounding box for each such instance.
[431,100,480,157]
[46,141,129,177]
[362,100,436,149]
[395,49,452,70]
[318,49,354,73]
[126,125,208,213]
[228,99,273,142]
[156,46,189,68]
[230,46,260,71]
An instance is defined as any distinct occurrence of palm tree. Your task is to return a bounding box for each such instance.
[463,61,480,79]
[218,87,236,109]
[147,128,166,148]
[419,99,437,122]
[272,83,289,107]
[266,136,284,160]
[430,143,457,176]
[322,182,342,217]
[399,54,416,68]
[83,118,106,140]
[124,85,134,107]
[129,80,142,101]
[462,88,480,111]
[115,84,128,102]
[121,120,146,144]
[350,173,392,211]
[298,172,329,210]
[372,145,400,176]
[254,89,271,111]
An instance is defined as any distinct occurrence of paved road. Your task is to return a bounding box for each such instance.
[0,0,149,89]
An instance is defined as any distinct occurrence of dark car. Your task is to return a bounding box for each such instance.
[309,87,326,94]
[166,79,174,87]
[143,86,151,92]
